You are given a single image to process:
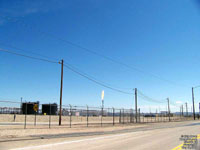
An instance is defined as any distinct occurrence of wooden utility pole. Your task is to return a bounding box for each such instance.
[59,59,64,125]
[167,98,170,121]
[192,87,196,120]
[135,88,138,123]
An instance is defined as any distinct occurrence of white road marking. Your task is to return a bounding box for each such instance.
[10,132,136,150]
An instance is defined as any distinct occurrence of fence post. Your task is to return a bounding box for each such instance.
[133,109,134,123]
[163,113,165,122]
[34,108,37,126]
[49,103,51,128]
[24,103,27,129]
[130,109,132,123]
[86,105,89,127]
[119,109,121,123]
[34,111,36,126]
[160,113,162,122]
[138,108,140,123]
[101,106,103,127]
[112,108,115,126]
[20,98,23,114]
[126,110,128,123]
[159,112,161,122]
[143,113,144,123]
[70,105,72,128]
[123,108,124,124]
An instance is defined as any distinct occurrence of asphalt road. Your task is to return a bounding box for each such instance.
[1,120,200,150]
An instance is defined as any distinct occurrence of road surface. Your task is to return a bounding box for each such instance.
[0,120,200,150]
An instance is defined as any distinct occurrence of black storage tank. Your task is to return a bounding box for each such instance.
[21,102,39,114]
[42,103,57,115]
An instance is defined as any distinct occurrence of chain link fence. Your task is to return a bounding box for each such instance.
[0,100,194,129]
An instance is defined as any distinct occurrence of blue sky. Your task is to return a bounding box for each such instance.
[0,0,200,112]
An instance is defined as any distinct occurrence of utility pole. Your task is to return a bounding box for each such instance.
[185,102,188,116]
[167,98,170,121]
[192,87,196,120]
[59,59,64,125]
[135,88,137,123]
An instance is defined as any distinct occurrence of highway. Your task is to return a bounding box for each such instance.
[1,120,200,150]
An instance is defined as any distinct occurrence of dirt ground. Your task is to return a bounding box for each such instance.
[0,123,147,139]
[0,114,192,140]
[0,114,189,123]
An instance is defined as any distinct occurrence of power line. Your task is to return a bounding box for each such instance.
[63,63,134,95]
[193,85,200,89]
[0,42,59,61]
[138,95,165,104]
[0,48,133,95]
[64,62,133,90]
[0,15,188,88]
[0,100,21,104]
[137,90,166,103]
[0,48,59,64]
[169,101,183,108]
[0,48,188,108]
[0,42,133,90]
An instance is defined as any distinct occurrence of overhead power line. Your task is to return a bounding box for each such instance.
[0,100,21,104]
[0,48,133,95]
[64,62,133,90]
[0,42,133,90]
[138,95,165,104]
[63,63,134,95]
[137,90,183,109]
[137,90,166,103]
[0,42,59,61]
[193,85,200,89]
[169,101,182,108]
[0,15,188,88]
[0,48,59,64]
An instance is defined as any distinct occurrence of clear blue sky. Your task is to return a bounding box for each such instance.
[0,0,200,112]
